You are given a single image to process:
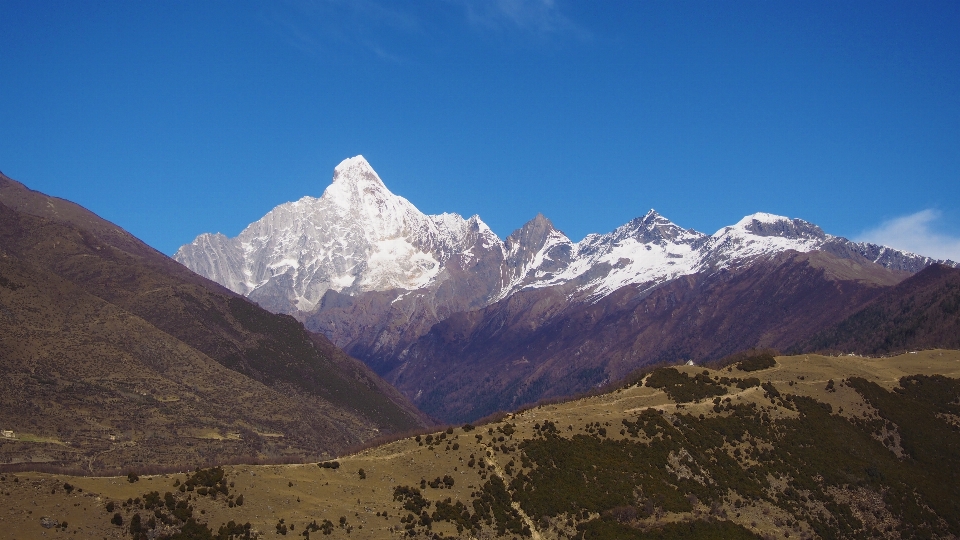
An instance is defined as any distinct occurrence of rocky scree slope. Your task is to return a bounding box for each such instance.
[0,173,428,472]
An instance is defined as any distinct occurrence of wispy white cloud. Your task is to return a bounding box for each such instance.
[265,0,588,62]
[454,0,590,41]
[265,0,423,62]
[858,209,960,263]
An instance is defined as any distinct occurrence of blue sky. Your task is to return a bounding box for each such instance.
[1,1,958,260]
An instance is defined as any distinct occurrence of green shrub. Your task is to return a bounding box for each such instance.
[645,368,726,402]
[129,513,142,534]
[393,486,430,514]
[433,498,476,534]
[473,476,529,536]
[578,517,761,539]
[736,353,777,372]
[170,518,214,539]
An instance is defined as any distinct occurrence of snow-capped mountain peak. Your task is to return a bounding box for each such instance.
[733,211,791,227]
[608,209,705,245]
[175,156,500,313]
[320,156,420,231]
[725,212,828,240]
[694,212,831,271]
[510,209,703,300]
[325,155,390,209]
[333,154,376,176]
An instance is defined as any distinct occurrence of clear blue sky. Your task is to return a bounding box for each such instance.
[2,1,959,260]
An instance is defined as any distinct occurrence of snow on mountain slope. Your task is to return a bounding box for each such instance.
[175,156,500,313]
[531,211,953,301]
[699,213,951,274]
[175,157,957,319]
[497,210,706,301]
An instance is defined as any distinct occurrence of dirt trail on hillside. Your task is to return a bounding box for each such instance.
[484,450,543,540]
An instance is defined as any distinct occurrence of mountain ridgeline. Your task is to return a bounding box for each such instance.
[175,156,958,423]
[0,172,428,472]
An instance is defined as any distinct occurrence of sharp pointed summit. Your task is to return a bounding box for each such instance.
[322,155,402,216]
[333,154,374,173]
[329,155,385,189]
[506,213,560,251]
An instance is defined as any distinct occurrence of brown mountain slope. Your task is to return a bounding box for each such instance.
[792,263,960,354]
[0,174,428,472]
[388,250,907,422]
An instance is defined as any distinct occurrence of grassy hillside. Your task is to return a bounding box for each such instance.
[4,350,959,539]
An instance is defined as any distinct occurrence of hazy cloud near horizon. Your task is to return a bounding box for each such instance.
[858,210,960,263]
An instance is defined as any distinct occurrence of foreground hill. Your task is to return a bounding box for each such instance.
[0,173,428,472]
[5,350,959,539]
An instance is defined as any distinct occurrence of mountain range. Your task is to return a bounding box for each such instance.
[175,156,957,422]
[176,156,945,315]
